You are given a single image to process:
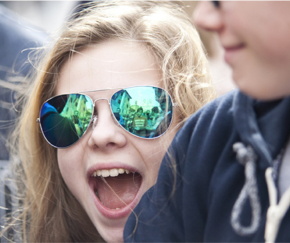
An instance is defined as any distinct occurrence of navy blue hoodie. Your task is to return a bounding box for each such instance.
[124,90,290,242]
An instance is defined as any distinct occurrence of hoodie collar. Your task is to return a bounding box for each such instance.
[233,91,290,169]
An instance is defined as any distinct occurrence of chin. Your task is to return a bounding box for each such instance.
[102,234,123,243]
[239,85,286,101]
[99,225,125,243]
[233,70,290,101]
[234,76,276,101]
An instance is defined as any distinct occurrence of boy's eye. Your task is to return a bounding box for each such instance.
[212,1,220,8]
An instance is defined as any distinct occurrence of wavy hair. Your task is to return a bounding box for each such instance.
[4,1,216,242]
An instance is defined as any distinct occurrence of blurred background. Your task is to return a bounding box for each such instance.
[1,1,77,34]
[1,1,235,96]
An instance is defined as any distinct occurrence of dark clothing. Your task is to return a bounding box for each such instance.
[0,4,46,160]
[124,90,290,242]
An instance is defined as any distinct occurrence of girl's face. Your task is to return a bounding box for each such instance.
[56,40,179,243]
[194,1,290,100]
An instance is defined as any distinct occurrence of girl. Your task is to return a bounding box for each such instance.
[124,2,290,243]
[3,1,215,242]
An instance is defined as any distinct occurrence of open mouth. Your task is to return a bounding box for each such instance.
[89,168,142,210]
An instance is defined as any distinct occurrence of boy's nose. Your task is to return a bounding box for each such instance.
[193,1,222,33]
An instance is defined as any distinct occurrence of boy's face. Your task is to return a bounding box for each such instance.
[194,2,290,100]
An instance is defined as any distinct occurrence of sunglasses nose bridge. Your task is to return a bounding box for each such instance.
[92,98,111,114]
[91,98,116,129]
[93,98,110,105]
[92,97,112,114]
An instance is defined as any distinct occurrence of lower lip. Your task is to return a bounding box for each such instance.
[90,182,143,219]
[224,46,244,64]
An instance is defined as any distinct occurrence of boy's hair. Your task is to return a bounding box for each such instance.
[6,1,216,242]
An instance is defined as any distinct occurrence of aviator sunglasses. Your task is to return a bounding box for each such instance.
[37,86,176,148]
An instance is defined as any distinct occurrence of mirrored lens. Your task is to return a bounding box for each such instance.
[111,87,173,138]
[40,94,94,148]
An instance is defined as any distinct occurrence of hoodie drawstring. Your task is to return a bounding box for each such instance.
[231,142,261,235]
[265,167,290,243]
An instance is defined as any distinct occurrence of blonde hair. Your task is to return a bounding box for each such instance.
[5,1,216,242]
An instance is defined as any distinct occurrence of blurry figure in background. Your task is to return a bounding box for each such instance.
[144,110,150,120]
[146,106,165,138]
[0,3,47,242]
[2,1,77,35]
[0,3,46,161]
[133,107,148,137]
[149,106,160,127]
[124,2,290,243]
[125,108,136,132]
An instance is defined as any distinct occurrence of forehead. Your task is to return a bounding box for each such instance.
[56,39,163,96]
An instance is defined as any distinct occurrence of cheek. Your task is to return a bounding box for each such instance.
[236,8,290,65]
[145,142,167,167]
[141,125,178,184]
[141,142,166,186]
[57,141,87,173]
[57,148,85,198]
[249,31,290,66]
[57,148,73,170]
[57,150,73,186]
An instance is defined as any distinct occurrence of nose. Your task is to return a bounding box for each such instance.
[88,101,127,151]
[193,1,223,33]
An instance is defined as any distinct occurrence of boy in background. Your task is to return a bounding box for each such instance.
[124,2,290,243]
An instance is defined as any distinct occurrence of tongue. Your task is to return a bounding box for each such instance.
[97,173,141,209]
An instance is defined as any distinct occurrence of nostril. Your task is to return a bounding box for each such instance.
[107,142,116,148]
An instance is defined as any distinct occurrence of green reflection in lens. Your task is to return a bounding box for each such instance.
[111,87,172,138]
[40,94,93,148]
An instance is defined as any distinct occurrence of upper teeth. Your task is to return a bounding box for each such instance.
[91,168,132,178]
